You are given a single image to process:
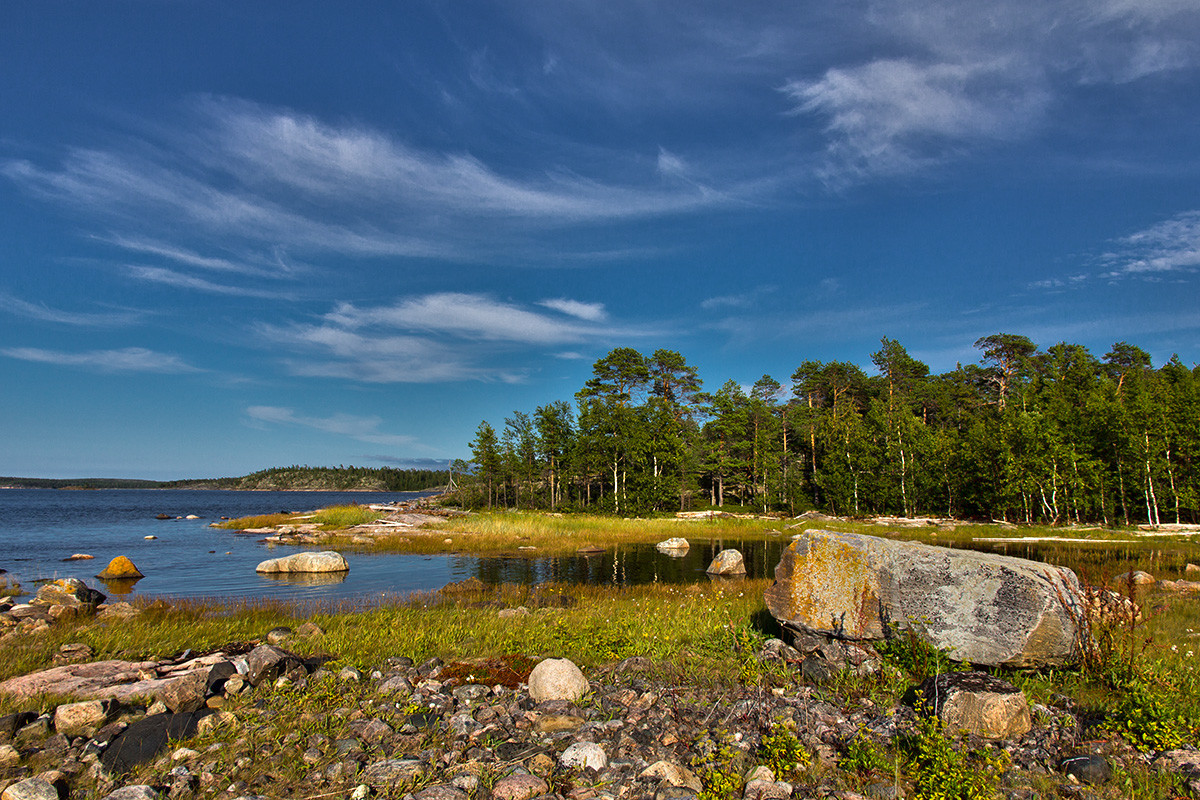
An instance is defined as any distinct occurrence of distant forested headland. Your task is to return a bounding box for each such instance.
[0,466,449,492]
[459,336,1200,526]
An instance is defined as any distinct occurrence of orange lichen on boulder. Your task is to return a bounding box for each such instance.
[96,556,144,580]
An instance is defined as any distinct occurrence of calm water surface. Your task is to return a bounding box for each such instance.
[5,490,1191,607]
[0,489,788,605]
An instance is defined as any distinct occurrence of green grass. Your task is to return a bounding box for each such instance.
[215,504,383,532]
[214,512,297,530]
[309,504,384,529]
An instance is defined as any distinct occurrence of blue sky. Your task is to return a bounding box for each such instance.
[2,1,1199,479]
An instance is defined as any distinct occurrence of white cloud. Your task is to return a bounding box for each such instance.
[257,292,655,384]
[0,292,143,327]
[1102,211,1200,277]
[104,235,296,278]
[126,266,294,299]
[326,293,625,344]
[537,298,608,321]
[246,405,415,447]
[785,58,1049,182]
[1,346,200,373]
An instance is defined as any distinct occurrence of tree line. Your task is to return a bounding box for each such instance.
[459,336,1200,525]
[0,467,449,492]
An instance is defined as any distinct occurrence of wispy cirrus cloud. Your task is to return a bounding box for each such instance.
[246,406,415,448]
[536,297,607,322]
[1,346,200,373]
[326,293,632,344]
[0,292,144,327]
[1,96,742,287]
[103,235,299,279]
[126,265,295,299]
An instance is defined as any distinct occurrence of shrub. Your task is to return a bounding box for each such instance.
[902,708,1007,800]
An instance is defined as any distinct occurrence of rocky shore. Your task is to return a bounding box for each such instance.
[3,531,1200,800]
[2,619,1199,800]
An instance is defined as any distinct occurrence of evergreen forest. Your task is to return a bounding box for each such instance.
[461,336,1200,525]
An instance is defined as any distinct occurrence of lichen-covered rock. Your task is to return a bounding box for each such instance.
[764,530,1088,667]
[706,548,746,575]
[527,657,589,702]
[33,578,105,610]
[96,556,144,580]
[255,551,349,573]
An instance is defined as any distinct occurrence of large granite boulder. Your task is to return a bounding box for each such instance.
[255,551,349,574]
[764,530,1088,668]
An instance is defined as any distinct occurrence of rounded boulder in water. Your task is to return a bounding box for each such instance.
[96,556,145,580]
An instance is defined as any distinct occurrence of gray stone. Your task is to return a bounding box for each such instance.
[1061,754,1112,785]
[0,777,60,800]
[639,761,702,791]
[527,658,589,702]
[255,551,348,574]
[656,538,690,554]
[361,758,424,788]
[765,530,1088,667]
[157,670,208,713]
[560,740,607,771]
[411,786,468,800]
[0,744,19,768]
[707,548,746,575]
[101,787,162,800]
[489,774,549,800]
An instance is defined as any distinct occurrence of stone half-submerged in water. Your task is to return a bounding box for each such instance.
[763,529,1088,668]
[255,551,349,574]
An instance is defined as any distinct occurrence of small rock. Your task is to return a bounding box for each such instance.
[295,621,324,638]
[0,777,60,800]
[51,642,95,666]
[195,712,235,735]
[560,741,607,771]
[527,658,589,702]
[913,672,1031,739]
[53,698,115,737]
[361,758,424,788]
[1061,754,1112,785]
[265,627,294,646]
[640,761,703,791]
[1112,570,1156,588]
[656,538,690,553]
[490,774,549,800]
[101,787,161,800]
[0,744,19,769]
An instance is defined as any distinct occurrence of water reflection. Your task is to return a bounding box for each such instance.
[258,572,349,587]
[98,577,142,595]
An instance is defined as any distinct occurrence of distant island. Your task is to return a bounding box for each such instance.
[0,465,450,492]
